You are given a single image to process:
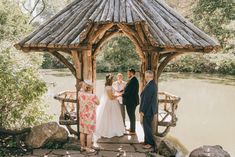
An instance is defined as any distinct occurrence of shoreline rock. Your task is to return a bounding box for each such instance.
[189,145,231,157]
[25,122,68,148]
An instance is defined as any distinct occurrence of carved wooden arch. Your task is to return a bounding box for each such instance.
[89,24,149,91]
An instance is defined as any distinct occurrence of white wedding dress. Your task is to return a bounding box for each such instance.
[95,86,125,138]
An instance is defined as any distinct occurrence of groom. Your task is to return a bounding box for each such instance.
[122,69,139,134]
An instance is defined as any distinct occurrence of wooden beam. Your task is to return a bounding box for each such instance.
[141,22,160,47]
[117,24,144,47]
[157,52,183,79]
[135,23,148,45]
[71,50,82,80]
[89,23,114,43]
[93,31,121,56]
[18,45,91,53]
[114,26,146,61]
[51,51,76,77]
[78,23,94,43]
[16,43,215,55]
[159,47,213,54]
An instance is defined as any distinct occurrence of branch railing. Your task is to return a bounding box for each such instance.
[54,91,181,137]
[157,92,181,137]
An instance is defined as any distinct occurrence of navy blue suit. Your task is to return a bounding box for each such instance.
[140,80,158,148]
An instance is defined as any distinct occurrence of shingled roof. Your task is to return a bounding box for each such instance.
[15,0,220,52]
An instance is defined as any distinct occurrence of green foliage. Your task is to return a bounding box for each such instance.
[0,48,50,129]
[164,0,235,74]
[165,53,235,75]
[192,0,234,50]
[41,53,67,69]
[0,0,50,130]
[0,0,31,41]
[97,36,141,72]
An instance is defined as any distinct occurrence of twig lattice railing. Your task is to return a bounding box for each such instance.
[157,92,180,137]
[54,91,77,135]
[54,91,180,137]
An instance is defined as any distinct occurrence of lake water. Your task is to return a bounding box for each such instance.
[40,69,235,156]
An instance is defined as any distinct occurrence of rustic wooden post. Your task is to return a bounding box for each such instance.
[152,52,159,135]
[71,50,82,138]
[82,48,93,81]
[92,55,97,93]
[139,60,146,91]
[143,51,153,71]
[152,52,159,82]
[147,52,152,70]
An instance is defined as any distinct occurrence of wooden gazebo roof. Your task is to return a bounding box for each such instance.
[15,0,220,53]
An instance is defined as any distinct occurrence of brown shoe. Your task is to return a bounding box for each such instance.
[128,131,136,135]
[139,142,145,145]
[143,144,152,149]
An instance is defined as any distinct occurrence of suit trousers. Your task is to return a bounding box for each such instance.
[143,116,156,148]
[126,104,136,132]
[119,103,126,126]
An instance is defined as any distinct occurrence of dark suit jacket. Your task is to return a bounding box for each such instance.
[123,76,139,106]
[140,80,158,117]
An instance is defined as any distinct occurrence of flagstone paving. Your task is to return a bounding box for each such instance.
[23,123,164,157]
[23,135,164,157]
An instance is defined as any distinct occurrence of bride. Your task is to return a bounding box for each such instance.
[95,74,125,138]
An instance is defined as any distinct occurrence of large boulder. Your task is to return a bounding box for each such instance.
[189,145,230,157]
[25,122,68,148]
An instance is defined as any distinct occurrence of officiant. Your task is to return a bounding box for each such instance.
[112,73,127,126]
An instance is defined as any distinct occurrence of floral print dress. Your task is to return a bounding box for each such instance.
[78,92,99,134]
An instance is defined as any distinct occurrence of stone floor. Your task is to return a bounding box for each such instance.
[23,123,164,157]
[23,135,163,157]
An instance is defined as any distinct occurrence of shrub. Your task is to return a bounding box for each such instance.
[165,53,235,75]
[0,47,50,129]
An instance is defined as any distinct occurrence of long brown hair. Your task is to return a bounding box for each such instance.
[105,74,114,86]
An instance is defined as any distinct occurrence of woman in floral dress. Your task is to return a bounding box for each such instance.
[78,80,99,153]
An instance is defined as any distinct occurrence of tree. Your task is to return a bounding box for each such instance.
[0,48,49,129]
[96,36,141,72]
[0,0,50,129]
[0,0,31,42]
[19,0,73,25]
[21,0,46,24]
[192,0,234,51]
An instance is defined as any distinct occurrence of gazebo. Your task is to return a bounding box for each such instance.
[15,0,220,137]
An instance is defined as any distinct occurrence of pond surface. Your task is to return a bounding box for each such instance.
[40,69,235,156]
